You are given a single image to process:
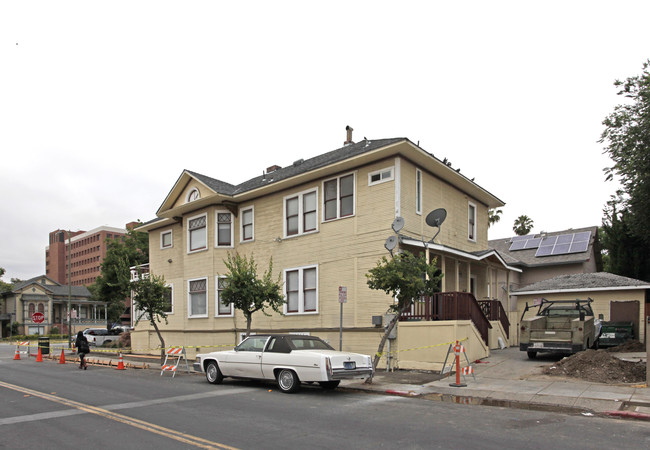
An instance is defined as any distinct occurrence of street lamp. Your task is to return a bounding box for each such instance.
[67,231,72,346]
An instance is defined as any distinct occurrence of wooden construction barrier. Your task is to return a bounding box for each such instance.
[160,346,190,378]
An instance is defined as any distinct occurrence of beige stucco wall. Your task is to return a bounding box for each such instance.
[395,320,489,371]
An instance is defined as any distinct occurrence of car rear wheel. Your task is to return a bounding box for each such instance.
[527,350,537,359]
[277,369,300,393]
[318,381,340,390]
[206,361,223,384]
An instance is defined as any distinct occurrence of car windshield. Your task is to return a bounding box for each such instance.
[288,337,334,351]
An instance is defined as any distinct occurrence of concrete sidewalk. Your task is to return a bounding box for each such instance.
[340,347,650,420]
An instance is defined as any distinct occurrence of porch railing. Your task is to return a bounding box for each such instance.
[477,299,510,339]
[400,292,492,345]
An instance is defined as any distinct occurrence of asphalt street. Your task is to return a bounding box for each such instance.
[1,344,649,449]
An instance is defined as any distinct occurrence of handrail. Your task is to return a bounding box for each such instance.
[400,292,492,345]
[478,299,510,339]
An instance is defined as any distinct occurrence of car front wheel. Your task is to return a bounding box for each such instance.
[206,361,223,385]
[527,350,537,359]
[277,369,300,393]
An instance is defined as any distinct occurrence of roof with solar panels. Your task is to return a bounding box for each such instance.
[488,226,600,268]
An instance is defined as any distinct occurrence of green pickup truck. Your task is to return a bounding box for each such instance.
[519,298,602,359]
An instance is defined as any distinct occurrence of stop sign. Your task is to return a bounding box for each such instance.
[32,312,45,324]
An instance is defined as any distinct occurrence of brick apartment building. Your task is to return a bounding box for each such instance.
[45,223,137,286]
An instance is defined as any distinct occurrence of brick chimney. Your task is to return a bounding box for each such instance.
[343,125,354,146]
[266,165,281,173]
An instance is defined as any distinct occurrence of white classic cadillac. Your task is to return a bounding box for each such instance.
[193,334,374,393]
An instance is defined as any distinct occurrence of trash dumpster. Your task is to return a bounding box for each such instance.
[599,321,634,347]
[38,337,50,356]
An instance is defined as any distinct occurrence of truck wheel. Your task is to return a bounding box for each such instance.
[277,369,300,393]
[319,381,341,390]
[527,350,537,359]
[206,361,223,385]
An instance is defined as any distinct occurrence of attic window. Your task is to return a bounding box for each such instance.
[187,189,200,203]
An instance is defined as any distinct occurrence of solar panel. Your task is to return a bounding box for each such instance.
[509,240,527,251]
[535,245,554,256]
[524,237,542,249]
[535,231,592,257]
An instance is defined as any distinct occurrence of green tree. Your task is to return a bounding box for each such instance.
[600,195,650,281]
[131,271,169,363]
[600,60,650,281]
[366,251,443,376]
[220,253,285,337]
[0,268,14,294]
[89,226,149,323]
[513,215,534,235]
[488,208,503,228]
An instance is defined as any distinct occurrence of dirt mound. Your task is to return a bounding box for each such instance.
[604,340,645,353]
[542,342,646,384]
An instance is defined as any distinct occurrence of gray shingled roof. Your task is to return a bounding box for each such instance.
[488,226,599,267]
[186,138,406,196]
[13,275,91,297]
[513,272,650,294]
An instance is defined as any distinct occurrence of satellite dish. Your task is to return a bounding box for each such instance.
[384,235,398,255]
[391,216,405,233]
[425,208,447,228]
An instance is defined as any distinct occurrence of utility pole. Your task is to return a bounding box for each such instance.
[67,231,72,346]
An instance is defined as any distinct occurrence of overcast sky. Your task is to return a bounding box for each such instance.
[1,1,647,281]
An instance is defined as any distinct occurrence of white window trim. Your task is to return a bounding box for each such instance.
[187,212,208,254]
[188,277,208,318]
[283,187,319,238]
[215,275,233,317]
[415,169,422,215]
[164,283,174,315]
[186,188,200,203]
[468,201,477,242]
[368,166,394,186]
[160,229,173,249]
[215,210,234,248]
[322,172,356,222]
[239,205,255,243]
[283,264,318,315]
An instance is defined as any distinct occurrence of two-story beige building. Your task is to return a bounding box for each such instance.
[135,133,518,370]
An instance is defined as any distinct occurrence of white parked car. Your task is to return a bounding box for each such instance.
[193,334,374,393]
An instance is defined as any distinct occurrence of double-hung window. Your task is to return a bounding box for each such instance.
[323,173,355,221]
[188,213,207,252]
[188,278,207,317]
[416,169,422,215]
[163,284,173,314]
[216,211,233,247]
[161,230,173,249]
[284,265,318,314]
[240,206,254,242]
[468,202,477,241]
[285,189,317,237]
[215,276,233,316]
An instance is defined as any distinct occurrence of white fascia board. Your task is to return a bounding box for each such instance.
[514,285,650,296]
[401,238,522,273]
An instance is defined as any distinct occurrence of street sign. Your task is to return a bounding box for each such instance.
[32,312,45,324]
[338,286,347,303]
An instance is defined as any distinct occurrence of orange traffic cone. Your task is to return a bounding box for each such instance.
[14,347,21,360]
[59,349,66,364]
[116,353,126,370]
[36,347,43,362]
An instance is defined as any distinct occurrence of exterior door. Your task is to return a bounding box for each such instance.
[610,301,639,342]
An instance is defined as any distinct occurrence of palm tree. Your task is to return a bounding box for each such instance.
[488,208,503,228]
[513,215,534,235]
